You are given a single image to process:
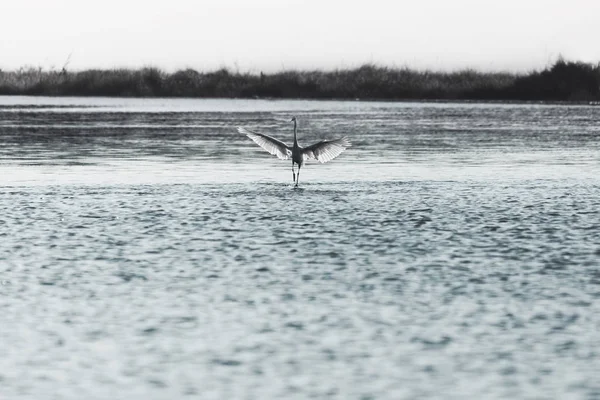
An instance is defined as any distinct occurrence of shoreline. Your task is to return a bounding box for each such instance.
[1,58,598,102]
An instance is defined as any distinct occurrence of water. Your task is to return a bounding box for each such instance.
[1,96,600,399]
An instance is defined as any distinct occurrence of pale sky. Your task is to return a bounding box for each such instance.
[2,0,599,73]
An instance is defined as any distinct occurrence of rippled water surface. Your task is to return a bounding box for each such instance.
[1,97,600,399]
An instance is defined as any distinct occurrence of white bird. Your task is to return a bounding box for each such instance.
[238,117,351,186]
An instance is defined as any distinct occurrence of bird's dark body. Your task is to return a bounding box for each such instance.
[291,117,304,185]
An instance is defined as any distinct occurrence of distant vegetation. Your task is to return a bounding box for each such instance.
[1,58,599,102]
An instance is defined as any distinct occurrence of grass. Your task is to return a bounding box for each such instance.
[1,58,599,101]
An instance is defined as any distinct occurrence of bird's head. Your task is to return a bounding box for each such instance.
[290,116,297,123]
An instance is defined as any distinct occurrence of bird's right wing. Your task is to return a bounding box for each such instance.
[238,127,292,160]
[302,137,351,163]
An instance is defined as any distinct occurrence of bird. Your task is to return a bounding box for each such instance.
[238,117,351,186]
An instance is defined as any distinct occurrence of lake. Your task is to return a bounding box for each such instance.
[1,96,599,399]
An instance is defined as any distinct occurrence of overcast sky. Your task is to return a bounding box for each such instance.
[2,0,599,73]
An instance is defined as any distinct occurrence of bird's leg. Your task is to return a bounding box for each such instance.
[292,161,296,183]
[296,165,301,187]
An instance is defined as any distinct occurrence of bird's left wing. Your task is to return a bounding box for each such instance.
[238,127,291,160]
[302,137,351,163]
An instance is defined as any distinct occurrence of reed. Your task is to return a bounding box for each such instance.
[1,59,598,101]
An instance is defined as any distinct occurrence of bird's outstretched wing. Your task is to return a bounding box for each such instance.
[238,127,292,160]
[302,137,351,163]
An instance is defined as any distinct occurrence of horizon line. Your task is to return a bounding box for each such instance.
[2,56,598,76]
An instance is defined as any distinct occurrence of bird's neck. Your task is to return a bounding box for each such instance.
[293,121,298,145]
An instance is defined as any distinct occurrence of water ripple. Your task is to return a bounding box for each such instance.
[1,99,600,399]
